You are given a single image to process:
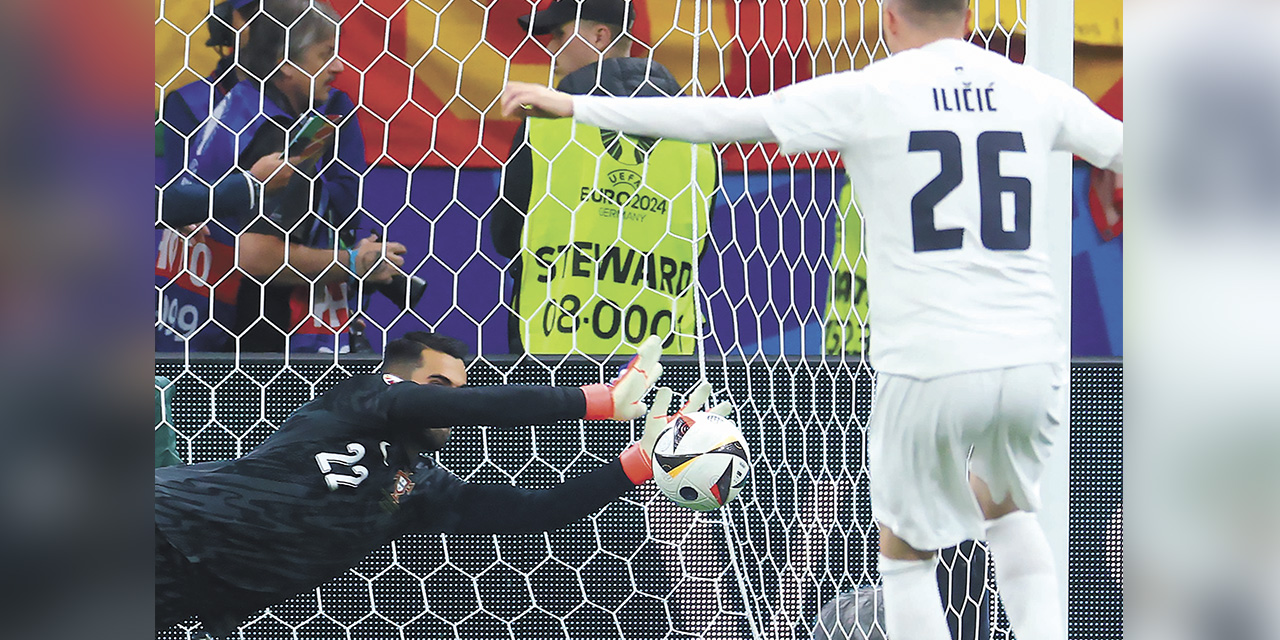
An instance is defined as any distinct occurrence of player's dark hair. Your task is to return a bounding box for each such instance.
[383,331,470,372]
[896,0,968,23]
[903,0,968,14]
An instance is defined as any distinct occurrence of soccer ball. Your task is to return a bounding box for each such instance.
[652,411,750,511]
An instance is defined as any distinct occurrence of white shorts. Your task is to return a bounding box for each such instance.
[869,363,1065,551]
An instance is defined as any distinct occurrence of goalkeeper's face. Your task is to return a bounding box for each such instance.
[407,348,468,452]
[406,349,468,388]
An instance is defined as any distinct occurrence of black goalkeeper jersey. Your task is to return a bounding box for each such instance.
[155,374,635,612]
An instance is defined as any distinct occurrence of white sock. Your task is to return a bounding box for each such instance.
[985,511,1064,640]
[880,554,951,640]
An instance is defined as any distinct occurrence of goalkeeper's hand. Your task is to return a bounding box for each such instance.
[619,380,734,485]
[581,335,664,422]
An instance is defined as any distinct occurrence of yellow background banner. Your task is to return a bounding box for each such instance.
[156,0,1121,166]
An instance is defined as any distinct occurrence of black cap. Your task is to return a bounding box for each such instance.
[517,0,637,36]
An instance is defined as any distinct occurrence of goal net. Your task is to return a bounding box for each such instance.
[154,1,1034,638]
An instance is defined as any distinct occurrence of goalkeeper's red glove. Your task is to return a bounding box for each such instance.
[618,380,735,484]
[581,335,664,422]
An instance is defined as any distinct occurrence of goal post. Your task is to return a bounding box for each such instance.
[1025,0,1076,629]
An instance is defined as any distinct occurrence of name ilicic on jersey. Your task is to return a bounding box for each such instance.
[932,85,997,113]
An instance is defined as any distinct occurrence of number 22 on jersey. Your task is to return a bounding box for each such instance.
[909,130,1031,252]
[315,443,370,490]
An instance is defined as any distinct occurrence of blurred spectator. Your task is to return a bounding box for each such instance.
[185,0,404,353]
[155,0,259,353]
[490,0,717,355]
[157,0,257,186]
[824,179,871,358]
[155,150,311,352]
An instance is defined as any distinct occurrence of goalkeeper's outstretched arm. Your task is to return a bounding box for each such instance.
[415,382,733,535]
[429,459,638,535]
[382,334,667,432]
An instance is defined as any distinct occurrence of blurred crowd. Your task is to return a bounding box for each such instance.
[155,0,732,358]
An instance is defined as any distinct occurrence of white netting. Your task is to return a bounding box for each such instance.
[155,1,1035,638]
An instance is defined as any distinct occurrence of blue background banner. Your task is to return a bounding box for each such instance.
[156,161,1122,357]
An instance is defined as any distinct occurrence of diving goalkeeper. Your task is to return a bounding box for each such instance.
[155,332,729,636]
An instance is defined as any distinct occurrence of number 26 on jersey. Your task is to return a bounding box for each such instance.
[909,130,1031,253]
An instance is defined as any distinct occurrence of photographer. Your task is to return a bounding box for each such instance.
[158,0,257,185]
[185,0,401,353]
[155,0,259,353]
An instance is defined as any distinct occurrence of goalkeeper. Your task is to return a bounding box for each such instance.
[154,333,728,637]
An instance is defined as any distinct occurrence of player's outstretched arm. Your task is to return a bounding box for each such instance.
[433,459,635,535]
[426,381,734,535]
[383,335,664,430]
[1054,84,1124,173]
[502,81,777,145]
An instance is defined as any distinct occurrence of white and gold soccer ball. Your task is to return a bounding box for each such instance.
[652,411,750,511]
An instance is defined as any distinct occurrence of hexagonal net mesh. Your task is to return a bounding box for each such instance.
[155,1,1034,638]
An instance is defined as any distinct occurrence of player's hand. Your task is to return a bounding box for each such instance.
[581,335,664,421]
[501,81,574,119]
[641,381,733,459]
[352,234,408,285]
[614,385,673,485]
[639,386,676,461]
[618,380,733,485]
[677,380,735,419]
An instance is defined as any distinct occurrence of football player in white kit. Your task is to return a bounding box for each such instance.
[501,1,1122,638]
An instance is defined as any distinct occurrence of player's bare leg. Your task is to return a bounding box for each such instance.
[973,475,1065,640]
[878,523,951,640]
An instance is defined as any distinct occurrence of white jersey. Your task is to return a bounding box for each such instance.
[760,39,1122,377]
[573,38,1122,378]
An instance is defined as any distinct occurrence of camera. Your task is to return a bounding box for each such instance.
[369,274,427,311]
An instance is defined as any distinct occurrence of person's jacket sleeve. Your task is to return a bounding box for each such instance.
[160,91,200,186]
[319,91,366,221]
[377,381,588,431]
[490,120,532,260]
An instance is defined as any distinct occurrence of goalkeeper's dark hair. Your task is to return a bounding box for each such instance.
[384,332,470,372]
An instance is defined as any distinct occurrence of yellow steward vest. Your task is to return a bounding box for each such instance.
[519,119,716,355]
